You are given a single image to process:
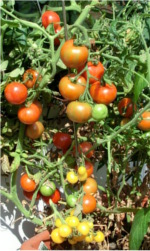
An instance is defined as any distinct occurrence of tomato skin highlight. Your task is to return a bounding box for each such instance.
[59,74,86,101]
[23,69,41,88]
[90,82,117,105]
[41,10,60,29]
[4,82,27,105]
[18,101,42,125]
[42,188,61,204]
[20,173,36,192]
[60,39,89,69]
[26,121,44,139]
[118,98,135,118]
[66,101,92,123]
[78,61,105,84]
[53,132,72,151]
[137,111,150,131]
[82,194,96,214]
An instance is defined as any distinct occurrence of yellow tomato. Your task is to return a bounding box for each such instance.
[87,221,94,229]
[59,224,72,237]
[78,172,87,181]
[66,216,79,228]
[67,171,78,184]
[85,233,94,243]
[51,228,65,244]
[94,231,105,242]
[78,166,87,175]
[55,218,62,227]
[68,238,77,245]
[77,222,90,236]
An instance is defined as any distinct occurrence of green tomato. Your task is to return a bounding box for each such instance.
[40,181,56,196]
[92,104,108,121]
[67,194,77,207]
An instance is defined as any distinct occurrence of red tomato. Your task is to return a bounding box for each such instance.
[23,69,42,88]
[73,142,94,158]
[59,74,86,101]
[82,194,96,214]
[23,190,41,201]
[85,161,94,177]
[83,177,98,194]
[60,39,89,69]
[42,189,61,204]
[66,101,92,123]
[137,111,150,131]
[118,98,136,117]
[54,25,62,46]
[20,173,36,192]
[41,10,60,29]
[26,121,45,139]
[18,101,42,125]
[53,132,72,151]
[78,61,104,84]
[90,82,117,105]
[4,82,27,105]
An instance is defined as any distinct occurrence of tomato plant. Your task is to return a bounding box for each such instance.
[53,132,72,151]
[90,82,117,105]
[4,82,28,105]
[20,173,36,192]
[78,61,105,84]
[41,10,60,29]
[60,39,89,68]
[59,74,86,101]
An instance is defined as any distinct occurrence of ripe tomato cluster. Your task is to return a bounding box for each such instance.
[51,213,104,245]
[4,69,45,139]
[20,173,61,204]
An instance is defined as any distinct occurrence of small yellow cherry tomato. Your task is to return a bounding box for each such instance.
[77,222,90,236]
[73,235,85,242]
[85,233,94,243]
[68,238,77,245]
[78,166,87,175]
[67,171,78,184]
[51,228,65,244]
[87,221,94,229]
[55,218,62,227]
[59,224,72,237]
[66,216,79,228]
[94,231,105,242]
[78,172,87,181]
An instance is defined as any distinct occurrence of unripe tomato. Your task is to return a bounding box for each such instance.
[51,228,65,244]
[92,104,108,121]
[66,101,92,123]
[20,173,36,192]
[4,82,27,105]
[94,231,105,242]
[41,10,60,29]
[118,98,136,118]
[26,121,44,139]
[53,132,72,151]
[78,61,104,84]
[60,39,89,69]
[66,171,78,184]
[83,177,98,194]
[18,101,42,125]
[40,181,56,196]
[42,188,61,204]
[23,69,42,88]
[59,74,86,101]
[77,222,90,236]
[90,82,117,105]
[82,194,96,214]
[67,195,77,207]
[78,166,87,175]
[59,224,72,237]
[137,111,150,131]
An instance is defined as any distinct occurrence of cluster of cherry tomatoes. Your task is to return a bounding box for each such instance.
[51,212,105,245]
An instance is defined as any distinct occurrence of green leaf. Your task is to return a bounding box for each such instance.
[129,207,150,250]
[57,59,67,69]
[9,67,24,78]
[133,74,148,103]
[0,60,8,71]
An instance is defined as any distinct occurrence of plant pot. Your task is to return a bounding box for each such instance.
[20,230,51,250]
